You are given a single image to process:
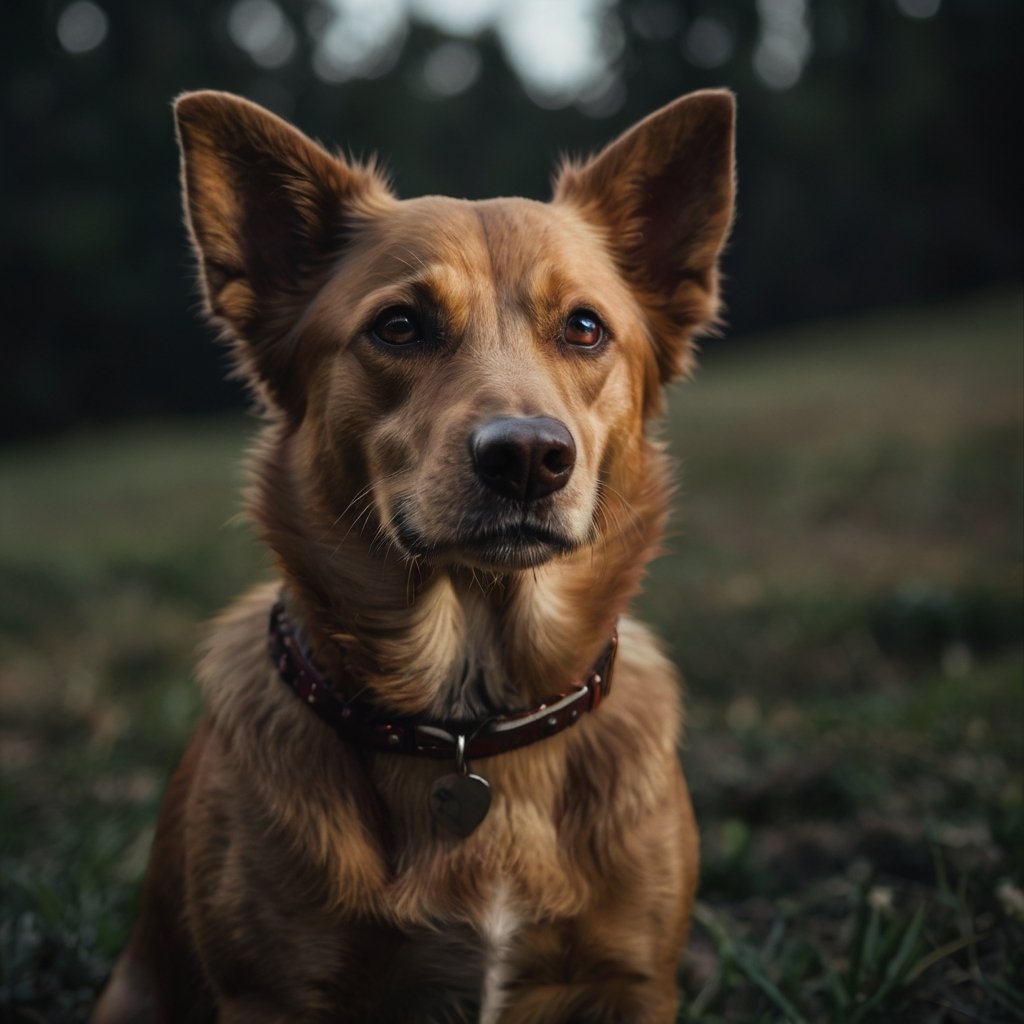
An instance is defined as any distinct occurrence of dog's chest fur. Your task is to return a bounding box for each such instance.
[195,589,687,999]
[479,885,521,1022]
[372,886,522,1021]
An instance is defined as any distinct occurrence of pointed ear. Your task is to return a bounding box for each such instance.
[554,90,736,383]
[174,91,390,411]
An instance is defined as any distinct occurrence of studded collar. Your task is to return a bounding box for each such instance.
[269,598,617,761]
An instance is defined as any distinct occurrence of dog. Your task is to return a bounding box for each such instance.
[92,86,735,1023]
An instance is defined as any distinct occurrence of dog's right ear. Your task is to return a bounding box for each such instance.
[174,91,390,411]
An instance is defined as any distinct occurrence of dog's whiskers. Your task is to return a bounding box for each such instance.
[600,483,646,541]
[329,471,407,555]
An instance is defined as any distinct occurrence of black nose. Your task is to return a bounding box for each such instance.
[470,416,576,502]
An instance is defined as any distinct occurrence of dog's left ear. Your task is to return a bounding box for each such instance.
[554,90,736,384]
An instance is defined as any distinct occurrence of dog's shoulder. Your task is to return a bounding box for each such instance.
[197,581,281,724]
[607,615,685,745]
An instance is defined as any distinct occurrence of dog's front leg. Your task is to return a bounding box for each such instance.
[499,765,698,1024]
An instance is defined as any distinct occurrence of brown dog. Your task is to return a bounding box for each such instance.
[92,87,735,1023]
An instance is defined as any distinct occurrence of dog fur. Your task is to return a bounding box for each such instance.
[92,87,735,1023]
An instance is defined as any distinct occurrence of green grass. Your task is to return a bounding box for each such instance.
[1,287,1021,1021]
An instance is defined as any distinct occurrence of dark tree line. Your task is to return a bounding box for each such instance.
[2,0,1020,439]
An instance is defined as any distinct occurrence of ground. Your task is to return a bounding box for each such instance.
[1,287,1021,1022]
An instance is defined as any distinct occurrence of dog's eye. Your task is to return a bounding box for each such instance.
[372,307,422,346]
[564,309,605,348]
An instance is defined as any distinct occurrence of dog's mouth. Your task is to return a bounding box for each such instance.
[392,506,578,570]
[454,522,577,569]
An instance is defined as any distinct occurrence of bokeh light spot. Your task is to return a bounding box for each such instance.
[754,0,811,90]
[56,1,108,55]
[228,0,296,69]
[685,16,735,70]
[423,42,482,97]
[313,0,406,83]
[897,0,942,18]
[410,0,496,37]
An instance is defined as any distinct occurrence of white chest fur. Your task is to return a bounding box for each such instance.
[478,885,521,1024]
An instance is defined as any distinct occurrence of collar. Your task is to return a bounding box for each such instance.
[268,598,617,760]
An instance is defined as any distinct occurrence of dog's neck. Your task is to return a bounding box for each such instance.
[249,422,669,718]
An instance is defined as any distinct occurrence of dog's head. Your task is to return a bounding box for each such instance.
[175,91,734,578]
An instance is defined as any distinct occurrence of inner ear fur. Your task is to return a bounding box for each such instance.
[554,90,736,386]
[174,90,391,412]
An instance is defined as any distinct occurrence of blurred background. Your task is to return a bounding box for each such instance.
[1,1,1021,1021]
[3,0,1021,437]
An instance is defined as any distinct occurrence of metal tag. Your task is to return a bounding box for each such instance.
[429,772,491,838]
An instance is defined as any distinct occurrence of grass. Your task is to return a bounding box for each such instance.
[1,287,1021,1021]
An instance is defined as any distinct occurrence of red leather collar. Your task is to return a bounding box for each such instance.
[269,599,617,760]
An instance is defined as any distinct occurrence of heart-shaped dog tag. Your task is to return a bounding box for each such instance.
[429,772,491,838]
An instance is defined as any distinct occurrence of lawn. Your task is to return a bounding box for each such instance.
[1,287,1021,1021]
